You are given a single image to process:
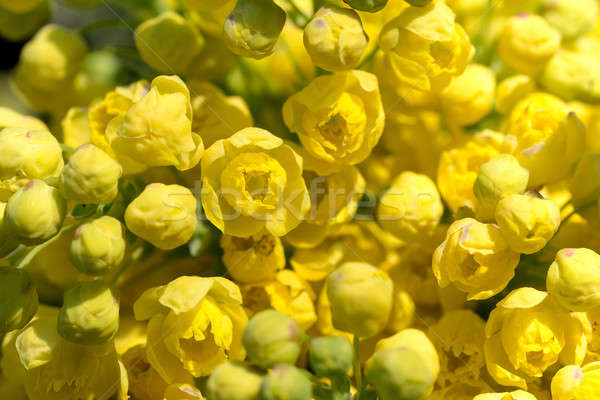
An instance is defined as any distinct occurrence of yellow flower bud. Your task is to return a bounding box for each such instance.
[551,362,600,400]
[326,262,393,338]
[201,127,310,238]
[5,180,66,246]
[0,269,38,333]
[484,287,587,389]
[57,280,119,345]
[309,336,353,377]
[61,107,91,149]
[0,127,63,193]
[473,154,529,221]
[125,183,197,250]
[496,74,536,115]
[70,216,126,276]
[242,309,306,369]
[224,0,286,59]
[541,0,599,40]
[221,233,285,283]
[0,107,47,131]
[0,0,49,42]
[377,171,444,242]
[433,218,520,300]
[474,390,538,400]
[387,289,415,332]
[260,364,313,400]
[441,64,496,126]
[375,329,440,380]
[304,5,369,71]
[60,144,122,205]
[135,11,205,74]
[505,93,586,188]
[547,248,600,312]
[378,1,473,93]
[541,50,600,103]
[206,361,263,400]
[283,71,384,175]
[495,193,560,254]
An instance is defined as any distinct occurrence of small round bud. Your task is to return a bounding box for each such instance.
[135,11,205,74]
[309,336,353,377]
[260,364,313,400]
[0,0,50,42]
[342,0,388,13]
[473,154,529,221]
[5,180,66,246]
[326,262,393,338]
[541,50,600,103]
[206,361,263,400]
[60,144,122,205]
[70,216,126,276]
[365,347,435,400]
[242,309,306,370]
[541,0,599,40]
[57,280,119,345]
[223,0,286,59]
[303,5,368,71]
[547,248,600,312]
[0,269,38,333]
[495,74,535,114]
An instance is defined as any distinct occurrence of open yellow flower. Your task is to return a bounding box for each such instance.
[474,390,538,400]
[221,233,285,283]
[133,276,247,382]
[433,218,520,300]
[201,127,310,238]
[484,287,587,389]
[283,70,384,175]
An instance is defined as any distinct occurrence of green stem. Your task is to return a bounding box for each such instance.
[14,223,80,270]
[353,335,362,399]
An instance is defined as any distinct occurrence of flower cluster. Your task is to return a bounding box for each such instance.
[2,0,600,399]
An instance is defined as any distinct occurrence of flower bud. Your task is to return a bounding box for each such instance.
[57,280,119,345]
[135,11,205,74]
[70,216,125,276]
[473,154,529,221]
[60,144,122,205]
[496,75,535,114]
[0,268,38,333]
[221,233,285,283]
[242,309,306,369]
[223,0,286,59]
[541,0,599,40]
[326,262,393,338]
[495,193,560,254]
[309,336,353,377]
[5,180,66,246]
[260,364,313,400]
[551,362,600,400]
[206,361,263,400]
[366,347,435,400]
[0,0,49,42]
[303,5,368,71]
[541,50,600,103]
[342,0,388,13]
[547,248,600,312]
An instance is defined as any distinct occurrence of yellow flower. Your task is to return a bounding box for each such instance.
[221,233,285,283]
[125,183,197,250]
[504,93,586,188]
[484,287,587,389]
[326,262,393,338]
[433,218,520,300]
[441,64,496,127]
[107,75,204,171]
[496,74,536,115]
[474,390,538,400]
[59,144,122,205]
[188,80,253,148]
[241,269,317,331]
[290,238,346,281]
[303,5,369,71]
[286,164,366,248]
[283,70,385,175]
[377,171,444,242]
[437,130,506,214]
[201,127,310,238]
[61,107,91,149]
[134,11,205,74]
[378,0,473,94]
[547,248,600,312]
[498,14,561,75]
[133,276,247,381]
[0,128,63,193]
[495,193,561,254]
[428,309,485,386]
[551,362,600,400]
